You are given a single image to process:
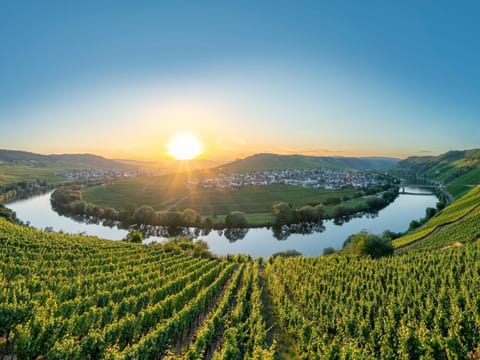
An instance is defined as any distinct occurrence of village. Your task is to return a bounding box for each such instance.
[189,168,385,190]
[61,169,139,181]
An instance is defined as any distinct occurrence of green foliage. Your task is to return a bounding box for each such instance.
[271,249,303,258]
[394,186,480,248]
[323,246,336,255]
[297,205,319,222]
[158,237,212,258]
[391,148,480,198]
[343,230,394,258]
[133,205,155,225]
[323,196,341,206]
[265,243,480,358]
[123,229,143,243]
[2,207,480,359]
[410,205,480,251]
[181,208,201,226]
[272,202,296,225]
[0,204,17,223]
[83,179,361,216]
[0,219,275,358]
[225,211,248,227]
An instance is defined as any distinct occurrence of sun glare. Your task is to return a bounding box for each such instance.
[168,133,202,160]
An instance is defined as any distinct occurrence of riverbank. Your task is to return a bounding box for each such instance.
[50,182,400,230]
[6,187,437,257]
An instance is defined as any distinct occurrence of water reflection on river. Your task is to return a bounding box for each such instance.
[6,187,437,257]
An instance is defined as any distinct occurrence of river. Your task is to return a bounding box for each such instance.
[6,186,437,257]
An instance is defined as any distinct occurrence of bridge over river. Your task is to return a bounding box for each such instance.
[400,184,437,196]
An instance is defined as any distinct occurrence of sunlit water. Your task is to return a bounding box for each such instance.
[6,187,437,257]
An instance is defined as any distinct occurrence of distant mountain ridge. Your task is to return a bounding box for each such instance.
[217,153,399,173]
[0,149,130,169]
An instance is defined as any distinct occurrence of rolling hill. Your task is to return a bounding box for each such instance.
[0,149,136,186]
[392,148,480,198]
[0,149,130,169]
[216,153,399,173]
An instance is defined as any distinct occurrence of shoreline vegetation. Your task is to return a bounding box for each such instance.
[0,179,55,224]
[50,180,401,231]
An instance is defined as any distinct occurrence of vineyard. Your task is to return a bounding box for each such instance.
[410,205,480,251]
[265,245,480,358]
[0,219,273,359]
[2,183,480,359]
[392,186,480,248]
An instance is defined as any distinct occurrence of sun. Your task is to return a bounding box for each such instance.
[167,133,203,160]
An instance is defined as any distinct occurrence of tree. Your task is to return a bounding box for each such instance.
[272,202,296,224]
[225,211,248,228]
[343,230,394,258]
[436,201,446,211]
[192,240,211,258]
[202,217,213,229]
[123,229,143,243]
[315,204,325,219]
[133,206,155,225]
[182,208,200,226]
[297,205,320,222]
[425,207,437,219]
[323,246,336,255]
[409,219,421,231]
[332,205,348,219]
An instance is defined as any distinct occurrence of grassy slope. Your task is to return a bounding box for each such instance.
[82,177,361,215]
[218,153,398,173]
[411,205,480,251]
[0,164,78,185]
[0,149,133,186]
[393,149,480,198]
[393,186,480,248]
[81,176,190,209]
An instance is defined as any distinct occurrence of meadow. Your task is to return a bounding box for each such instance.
[0,164,71,186]
[81,176,362,216]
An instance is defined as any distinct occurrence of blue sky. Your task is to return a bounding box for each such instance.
[1,1,479,160]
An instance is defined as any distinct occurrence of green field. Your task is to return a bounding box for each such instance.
[82,177,361,215]
[0,164,71,186]
[445,167,480,198]
[81,176,190,209]
[2,212,480,358]
[393,185,480,248]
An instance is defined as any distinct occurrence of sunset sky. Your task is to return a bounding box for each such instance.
[1,1,479,161]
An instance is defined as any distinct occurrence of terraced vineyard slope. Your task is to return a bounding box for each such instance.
[2,191,480,359]
[0,219,273,359]
[392,148,480,198]
[265,245,480,358]
[393,186,480,248]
